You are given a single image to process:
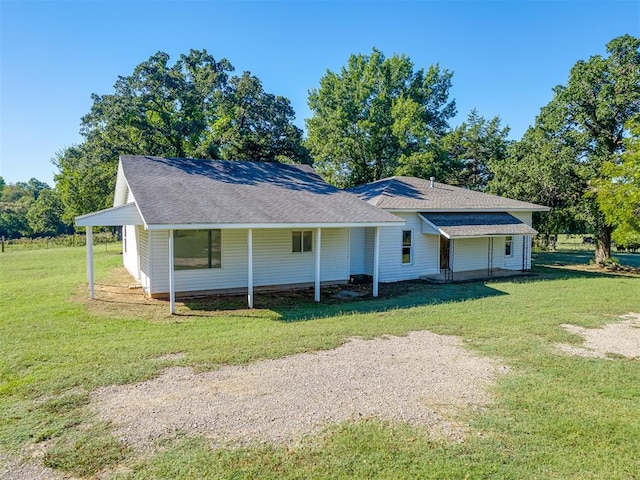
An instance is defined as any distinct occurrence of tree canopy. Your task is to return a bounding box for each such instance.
[54,49,309,221]
[489,34,640,262]
[597,115,640,247]
[442,109,510,191]
[306,48,456,188]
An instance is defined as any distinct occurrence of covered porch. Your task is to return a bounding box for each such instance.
[76,204,395,313]
[419,212,538,281]
[421,268,535,284]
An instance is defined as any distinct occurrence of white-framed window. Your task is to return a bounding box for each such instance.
[122,226,127,253]
[174,229,222,270]
[505,236,513,257]
[292,230,312,253]
[402,230,413,264]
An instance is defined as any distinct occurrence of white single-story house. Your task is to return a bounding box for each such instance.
[76,156,549,312]
[348,176,550,282]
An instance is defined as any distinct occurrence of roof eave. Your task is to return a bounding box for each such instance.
[75,202,146,227]
[446,232,538,239]
[113,159,129,207]
[146,220,406,230]
[385,207,550,213]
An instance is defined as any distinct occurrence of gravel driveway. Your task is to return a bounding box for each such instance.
[92,330,506,451]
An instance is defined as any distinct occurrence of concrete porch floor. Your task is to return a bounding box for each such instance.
[421,268,535,284]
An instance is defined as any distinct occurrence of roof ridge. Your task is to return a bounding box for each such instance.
[377,178,395,204]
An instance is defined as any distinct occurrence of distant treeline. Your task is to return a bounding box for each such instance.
[0,177,73,239]
[5,36,640,264]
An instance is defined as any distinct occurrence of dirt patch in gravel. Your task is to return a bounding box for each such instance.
[556,312,640,359]
[91,331,506,452]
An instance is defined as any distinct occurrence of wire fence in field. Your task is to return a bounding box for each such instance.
[1,232,120,252]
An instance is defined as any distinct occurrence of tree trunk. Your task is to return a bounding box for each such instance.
[594,225,613,264]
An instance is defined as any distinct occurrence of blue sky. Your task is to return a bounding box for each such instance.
[1,0,638,186]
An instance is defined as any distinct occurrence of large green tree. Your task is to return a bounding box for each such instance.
[597,115,640,246]
[306,48,456,187]
[555,34,639,262]
[491,35,640,263]
[209,72,309,162]
[442,109,510,190]
[54,50,308,220]
[488,108,586,239]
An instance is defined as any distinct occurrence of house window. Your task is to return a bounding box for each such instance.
[292,231,312,253]
[174,229,221,270]
[123,226,127,254]
[505,236,513,257]
[402,230,413,264]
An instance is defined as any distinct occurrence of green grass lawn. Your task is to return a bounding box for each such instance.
[1,246,639,479]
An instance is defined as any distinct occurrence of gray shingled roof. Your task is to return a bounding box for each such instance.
[119,156,403,226]
[349,176,550,211]
[421,212,538,238]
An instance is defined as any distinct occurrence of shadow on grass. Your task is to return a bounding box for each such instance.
[532,250,640,278]
[91,251,636,322]
[181,281,509,323]
[179,251,639,322]
[534,250,640,268]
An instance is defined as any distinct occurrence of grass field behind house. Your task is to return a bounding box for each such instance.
[1,245,639,479]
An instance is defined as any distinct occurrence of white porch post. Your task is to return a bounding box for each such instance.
[168,229,175,314]
[86,227,94,299]
[315,228,322,302]
[247,228,254,308]
[373,226,380,297]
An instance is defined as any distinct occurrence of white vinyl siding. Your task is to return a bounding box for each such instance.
[506,211,532,270]
[376,213,439,282]
[349,228,366,275]
[147,228,349,295]
[138,226,151,291]
[450,238,492,272]
[319,228,350,282]
[149,230,170,294]
[510,211,532,226]
[254,228,348,286]
[501,235,527,270]
[123,224,139,280]
[174,229,247,293]
[364,227,375,276]
[449,235,526,273]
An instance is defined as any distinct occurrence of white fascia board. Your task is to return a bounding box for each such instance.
[146,220,406,231]
[75,202,145,226]
[417,213,444,235]
[386,207,550,213]
[113,160,128,207]
[445,232,538,239]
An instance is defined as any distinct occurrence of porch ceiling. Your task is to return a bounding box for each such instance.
[75,202,144,227]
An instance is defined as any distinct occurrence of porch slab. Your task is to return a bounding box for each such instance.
[421,268,535,284]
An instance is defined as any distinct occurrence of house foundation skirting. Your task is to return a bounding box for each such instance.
[148,280,349,300]
[421,268,534,284]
